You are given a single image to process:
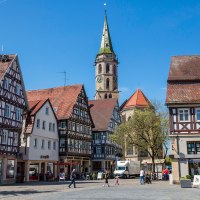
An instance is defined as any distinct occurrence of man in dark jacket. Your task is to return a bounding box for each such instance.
[68,169,76,188]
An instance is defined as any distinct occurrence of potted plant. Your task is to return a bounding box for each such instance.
[180,175,192,188]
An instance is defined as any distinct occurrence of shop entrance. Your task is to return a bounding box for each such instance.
[16,162,25,183]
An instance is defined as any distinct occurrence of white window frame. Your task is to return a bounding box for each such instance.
[5,104,10,118]
[2,130,8,144]
[41,139,45,149]
[16,108,21,121]
[48,140,51,149]
[42,121,46,130]
[15,84,21,95]
[196,109,200,121]
[178,109,190,122]
[3,78,9,90]
[36,119,40,128]
[45,107,49,115]
[33,138,37,148]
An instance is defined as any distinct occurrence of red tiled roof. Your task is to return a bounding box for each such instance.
[166,82,200,104]
[0,54,16,80]
[121,89,151,110]
[89,99,117,131]
[25,99,49,134]
[168,56,200,81]
[26,85,83,120]
[166,56,200,104]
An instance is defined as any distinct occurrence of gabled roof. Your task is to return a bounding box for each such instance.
[166,56,200,104]
[121,89,151,110]
[26,84,83,120]
[168,56,200,81]
[89,99,117,131]
[98,14,115,55]
[0,54,15,81]
[25,99,57,134]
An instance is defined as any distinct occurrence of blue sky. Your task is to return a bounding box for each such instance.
[1,0,200,105]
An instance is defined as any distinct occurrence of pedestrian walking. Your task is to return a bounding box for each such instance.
[140,168,144,185]
[68,169,76,188]
[115,175,119,185]
[103,170,110,187]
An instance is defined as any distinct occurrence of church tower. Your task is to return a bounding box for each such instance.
[95,10,119,100]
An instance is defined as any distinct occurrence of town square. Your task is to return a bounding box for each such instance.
[1,0,200,199]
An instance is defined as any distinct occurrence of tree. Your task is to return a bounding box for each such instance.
[112,106,169,173]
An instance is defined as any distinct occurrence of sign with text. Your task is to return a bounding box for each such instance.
[193,175,200,186]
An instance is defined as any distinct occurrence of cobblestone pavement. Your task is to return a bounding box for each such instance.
[0,179,199,200]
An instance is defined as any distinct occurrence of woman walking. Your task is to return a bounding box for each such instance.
[103,170,110,187]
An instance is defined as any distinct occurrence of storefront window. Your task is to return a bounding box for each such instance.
[188,159,200,176]
[6,160,15,178]
[47,163,53,175]
[29,164,39,181]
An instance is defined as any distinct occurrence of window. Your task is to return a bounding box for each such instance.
[42,121,46,130]
[5,104,10,118]
[41,140,45,149]
[109,94,112,98]
[36,119,40,128]
[15,84,21,95]
[34,138,37,148]
[45,107,49,115]
[3,78,9,90]
[178,109,189,122]
[49,122,52,131]
[16,108,21,121]
[53,141,56,150]
[2,130,8,144]
[13,132,18,146]
[48,141,51,149]
[60,138,65,147]
[98,64,102,74]
[113,65,116,75]
[72,123,75,131]
[106,78,109,90]
[60,121,66,128]
[196,109,200,121]
[104,94,107,99]
[53,123,55,132]
[106,63,110,73]
[127,147,133,155]
[187,142,200,154]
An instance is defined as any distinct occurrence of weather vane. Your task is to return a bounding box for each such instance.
[104,0,107,15]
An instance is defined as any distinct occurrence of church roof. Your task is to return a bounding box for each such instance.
[26,84,83,120]
[121,89,151,110]
[89,99,117,131]
[98,15,115,55]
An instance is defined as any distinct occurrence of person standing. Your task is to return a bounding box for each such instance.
[140,168,144,185]
[103,170,110,187]
[68,169,76,188]
[115,175,119,185]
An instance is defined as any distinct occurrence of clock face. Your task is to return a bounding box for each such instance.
[97,75,103,83]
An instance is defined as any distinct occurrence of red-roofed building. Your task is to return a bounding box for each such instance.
[89,99,122,172]
[20,99,59,182]
[120,89,152,163]
[27,85,94,177]
[166,56,200,183]
[0,54,28,184]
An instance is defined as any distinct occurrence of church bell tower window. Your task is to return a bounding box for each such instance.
[106,78,109,90]
[98,64,102,74]
[106,63,110,73]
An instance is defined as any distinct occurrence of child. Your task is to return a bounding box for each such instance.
[115,175,119,185]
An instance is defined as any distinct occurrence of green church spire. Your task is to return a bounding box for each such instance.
[98,13,115,55]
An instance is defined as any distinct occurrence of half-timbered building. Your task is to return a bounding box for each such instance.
[166,56,200,183]
[89,99,122,173]
[27,85,94,179]
[0,54,28,184]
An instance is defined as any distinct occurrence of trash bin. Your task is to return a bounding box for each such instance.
[169,174,173,184]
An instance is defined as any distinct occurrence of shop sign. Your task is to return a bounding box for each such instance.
[40,155,49,159]
[193,175,200,187]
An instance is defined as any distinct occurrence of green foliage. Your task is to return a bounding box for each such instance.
[165,157,172,165]
[112,104,170,172]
